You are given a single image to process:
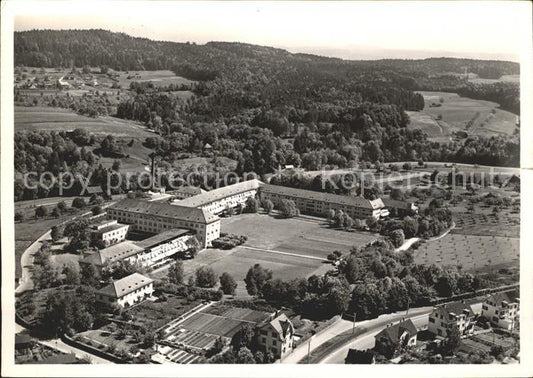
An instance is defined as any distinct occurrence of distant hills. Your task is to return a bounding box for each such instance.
[15,29,519,80]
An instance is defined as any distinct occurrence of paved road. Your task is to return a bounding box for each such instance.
[16,231,51,293]
[282,307,432,364]
[320,311,431,364]
[242,245,326,262]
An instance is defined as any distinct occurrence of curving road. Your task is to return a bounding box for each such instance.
[320,311,431,364]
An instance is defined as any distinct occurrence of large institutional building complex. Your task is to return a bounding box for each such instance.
[106,179,393,255]
[107,198,220,248]
[259,184,388,220]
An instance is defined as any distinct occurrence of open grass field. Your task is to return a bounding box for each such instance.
[412,233,519,272]
[15,106,155,138]
[452,211,520,238]
[467,73,520,85]
[114,70,194,88]
[407,91,518,142]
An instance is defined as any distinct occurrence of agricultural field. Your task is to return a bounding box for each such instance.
[114,70,194,88]
[412,234,519,272]
[407,91,518,142]
[15,106,154,138]
[467,73,520,85]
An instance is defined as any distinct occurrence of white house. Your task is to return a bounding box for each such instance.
[256,313,294,360]
[481,291,519,330]
[428,303,476,338]
[96,273,154,308]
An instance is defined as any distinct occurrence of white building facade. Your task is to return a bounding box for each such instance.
[481,292,519,330]
[96,273,154,308]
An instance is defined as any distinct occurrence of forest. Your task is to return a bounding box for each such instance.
[14,30,521,201]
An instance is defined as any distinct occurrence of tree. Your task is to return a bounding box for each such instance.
[366,216,378,230]
[167,261,184,285]
[80,262,98,287]
[342,256,364,283]
[15,211,24,222]
[326,209,336,225]
[185,237,201,258]
[91,205,103,215]
[263,199,274,214]
[245,197,260,213]
[142,332,155,348]
[219,272,238,295]
[50,225,62,242]
[279,199,299,218]
[72,197,86,209]
[62,264,80,285]
[435,270,458,297]
[402,162,412,171]
[389,229,405,248]
[244,264,273,296]
[195,266,217,288]
[390,188,404,201]
[236,347,255,364]
[231,324,255,351]
[343,214,354,230]
[63,218,90,252]
[402,216,419,238]
[51,207,61,218]
[35,205,48,218]
[57,201,68,213]
[441,325,461,355]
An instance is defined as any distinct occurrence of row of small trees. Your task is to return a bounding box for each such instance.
[167,261,238,295]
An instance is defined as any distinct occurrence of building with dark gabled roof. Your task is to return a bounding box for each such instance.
[482,290,519,330]
[106,198,220,248]
[345,349,376,364]
[175,179,262,215]
[256,313,294,360]
[259,183,388,220]
[428,302,476,338]
[374,319,417,358]
[96,272,154,308]
[382,198,418,217]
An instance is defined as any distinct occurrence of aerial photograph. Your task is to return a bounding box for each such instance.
[2,1,531,376]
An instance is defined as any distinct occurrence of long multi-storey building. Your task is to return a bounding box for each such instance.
[259,184,388,219]
[80,229,195,272]
[107,198,220,248]
[174,179,262,215]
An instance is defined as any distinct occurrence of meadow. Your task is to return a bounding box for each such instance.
[407,91,518,142]
[412,233,519,272]
[114,70,194,88]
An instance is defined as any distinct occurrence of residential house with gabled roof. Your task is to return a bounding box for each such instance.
[482,291,519,330]
[428,302,476,338]
[256,313,294,360]
[374,319,417,358]
[382,198,418,218]
[95,273,154,308]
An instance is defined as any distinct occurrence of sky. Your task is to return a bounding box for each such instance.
[10,1,531,62]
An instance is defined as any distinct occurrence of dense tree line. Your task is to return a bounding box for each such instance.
[243,240,491,320]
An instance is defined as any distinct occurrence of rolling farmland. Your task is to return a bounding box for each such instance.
[407,91,518,143]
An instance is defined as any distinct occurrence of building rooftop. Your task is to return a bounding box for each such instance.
[170,186,206,195]
[261,313,293,340]
[433,302,475,319]
[345,349,375,364]
[375,319,417,344]
[97,272,153,299]
[382,198,417,210]
[80,241,144,267]
[134,228,192,249]
[110,198,219,224]
[92,223,129,235]
[176,179,263,208]
[84,186,104,195]
[488,290,519,306]
[261,184,384,210]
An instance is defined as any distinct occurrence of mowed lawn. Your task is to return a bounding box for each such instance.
[412,233,519,272]
[407,91,518,142]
